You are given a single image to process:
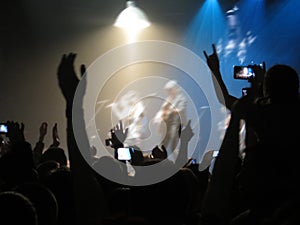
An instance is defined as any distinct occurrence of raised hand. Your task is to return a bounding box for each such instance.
[57,53,86,116]
[203,44,220,73]
[51,123,60,147]
[110,121,128,149]
[6,121,25,144]
[39,122,48,142]
[57,53,79,102]
[56,53,106,224]
[203,44,237,110]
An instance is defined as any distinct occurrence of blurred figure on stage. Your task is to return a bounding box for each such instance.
[154,80,187,161]
[110,90,147,148]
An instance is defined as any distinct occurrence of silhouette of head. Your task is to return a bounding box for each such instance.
[40,147,67,167]
[37,160,60,180]
[14,182,58,225]
[0,191,38,225]
[263,64,299,101]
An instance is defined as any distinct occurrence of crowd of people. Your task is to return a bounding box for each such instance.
[0,45,299,225]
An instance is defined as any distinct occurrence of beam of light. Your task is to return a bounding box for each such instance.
[206,0,300,160]
[180,0,227,160]
[182,0,227,54]
[183,0,268,98]
[126,29,140,43]
[229,0,266,64]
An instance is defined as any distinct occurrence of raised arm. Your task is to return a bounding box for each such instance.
[109,120,128,159]
[201,98,245,223]
[57,53,107,224]
[176,120,194,166]
[49,123,60,148]
[203,44,237,110]
[32,122,47,165]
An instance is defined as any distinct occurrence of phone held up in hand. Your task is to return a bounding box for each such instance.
[0,123,8,134]
[233,63,263,80]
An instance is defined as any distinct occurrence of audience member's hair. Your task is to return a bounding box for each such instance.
[40,147,67,167]
[14,182,58,225]
[36,160,60,182]
[0,191,38,225]
[263,64,299,101]
[43,167,75,225]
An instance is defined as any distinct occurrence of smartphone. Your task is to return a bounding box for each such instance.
[0,123,8,134]
[234,66,255,80]
[117,147,132,160]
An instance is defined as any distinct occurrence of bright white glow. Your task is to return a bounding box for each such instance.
[114,1,151,32]
[126,29,139,43]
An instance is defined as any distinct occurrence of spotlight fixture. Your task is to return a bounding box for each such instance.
[114,0,151,31]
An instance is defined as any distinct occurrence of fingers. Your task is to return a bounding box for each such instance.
[14,122,22,131]
[53,123,58,136]
[60,54,67,65]
[39,122,48,138]
[186,120,191,128]
[80,64,86,78]
[203,44,217,60]
[41,122,48,129]
[212,44,217,54]
[262,61,266,72]
[59,53,76,69]
[67,53,76,65]
[124,127,129,137]
[115,123,119,131]
[113,121,124,132]
[119,120,123,131]
[203,50,209,60]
